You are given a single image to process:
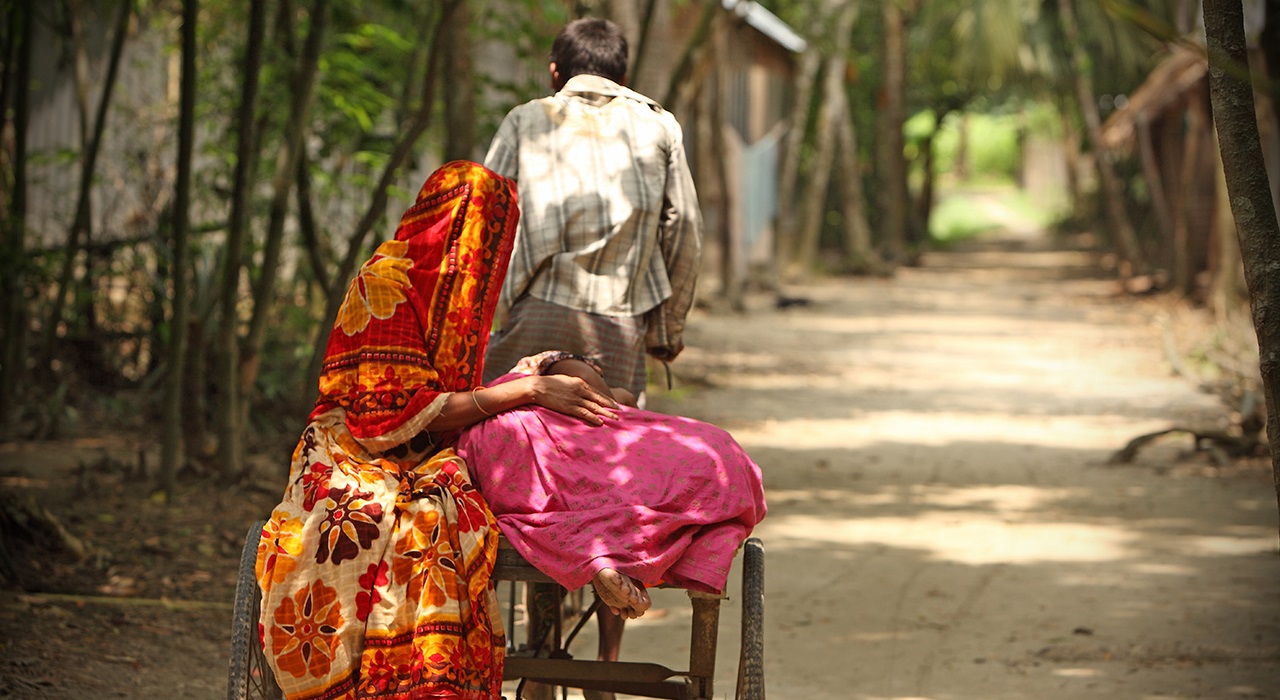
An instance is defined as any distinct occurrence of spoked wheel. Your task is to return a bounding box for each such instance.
[227,521,282,700]
[735,537,765,700]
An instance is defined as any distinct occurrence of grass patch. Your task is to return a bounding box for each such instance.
[930,185,1067,245]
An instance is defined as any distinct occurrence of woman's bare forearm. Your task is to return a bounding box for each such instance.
[425,372,618,432]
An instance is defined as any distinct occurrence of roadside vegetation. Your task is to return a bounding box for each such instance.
[0,0,1277,557]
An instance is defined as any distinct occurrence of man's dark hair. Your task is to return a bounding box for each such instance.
[550,18,628,84]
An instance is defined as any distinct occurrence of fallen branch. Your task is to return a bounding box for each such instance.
[17,592,232,611]
[0,493,89,561]
[1108,426,1264,465]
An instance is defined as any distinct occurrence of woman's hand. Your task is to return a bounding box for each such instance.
[531,373,619,425]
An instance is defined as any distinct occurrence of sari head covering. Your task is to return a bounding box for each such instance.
[312,159,518,452]
[257,161,517,700]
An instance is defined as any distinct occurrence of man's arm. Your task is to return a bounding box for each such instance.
[483,110,520,180]
[646,120,703,361]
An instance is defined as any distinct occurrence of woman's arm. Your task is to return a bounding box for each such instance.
[547,357,640,407]
[546,358,637,407]
[425,370,619,432]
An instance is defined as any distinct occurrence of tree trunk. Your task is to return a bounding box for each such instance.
[1203,0,1280,541]
[628,0,660,85]
[161,0,198,500]
[1256,13,1280,219]
[788,0,860,278]
[65,1,92,150]
[835,63,882,274]
[1176,0,1198,33]
[43,0,131,371]
[954,112,969,180]
[1059,0,1143,279]
[1172,95,1205,295]
[305,1,457,395]
[394,3,433,127]
[1060,103,1085,217]
[1209,131,1241,321]
[0,9,17,159]
[774,46,820,279]
[61,1,101,340]
[876,0,908,265]
[1135,115,1177,283]
[1015,110,1028,189]
[182,314,208,462]
[661,1,717,109]
[710,20,741,311]
[1264,6,1280,90]
[215,0,266,481]
[237,0,328,437]
[909,108,951,259]
[791,62,840,276]
[295,151,331,295]
[441,1,475,162]
[0,3,33,430]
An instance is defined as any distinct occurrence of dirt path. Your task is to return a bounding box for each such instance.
[3,231,1279,699]
[621,233,1280,700]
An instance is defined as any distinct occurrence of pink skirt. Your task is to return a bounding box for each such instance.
[455,400,766,594]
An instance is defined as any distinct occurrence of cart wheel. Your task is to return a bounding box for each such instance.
[227,521,282,700]
[735,537,765,700]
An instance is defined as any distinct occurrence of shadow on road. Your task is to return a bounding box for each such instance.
[641,233,1280,700]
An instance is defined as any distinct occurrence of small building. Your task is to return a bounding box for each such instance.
[1101,44,1217,297]
[642,0,807,303]
[1101,35,1279,305]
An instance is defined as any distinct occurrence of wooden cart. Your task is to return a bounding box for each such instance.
[227,522,765,700]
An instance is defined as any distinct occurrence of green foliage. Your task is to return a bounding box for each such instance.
[901,0,1171,116]
[255,308,320,404]
[315,23,414,142]
[903,111,938,146]
[8,0,1192,447]
[472,0,567,138]
[933,111,1019,180]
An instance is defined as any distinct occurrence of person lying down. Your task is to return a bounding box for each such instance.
[455,351,768,620]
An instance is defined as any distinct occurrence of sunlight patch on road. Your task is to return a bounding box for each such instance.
[765,485,1072,513]
[780,312,1105,337]
[733,411,1172,451]
[1187,535,1276,556]
[1052,668,1105,678]
[760,512,1133,565]
[1128,562,1198,576]
[908,484,1060,510]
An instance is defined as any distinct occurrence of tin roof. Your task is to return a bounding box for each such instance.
[722,0,808,53]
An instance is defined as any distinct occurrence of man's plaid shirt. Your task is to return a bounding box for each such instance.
[483,74,703,357]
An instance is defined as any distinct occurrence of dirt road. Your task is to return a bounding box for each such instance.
[4,231,1279,699]
[622,233,1280,700]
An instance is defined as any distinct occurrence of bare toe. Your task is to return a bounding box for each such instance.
[593,568,649,618]
[591,569,629,612]
[630,579,651,614]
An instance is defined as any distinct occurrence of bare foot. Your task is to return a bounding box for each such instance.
[591,568,651,619]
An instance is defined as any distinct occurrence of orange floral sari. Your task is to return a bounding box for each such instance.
[256,161,517,699]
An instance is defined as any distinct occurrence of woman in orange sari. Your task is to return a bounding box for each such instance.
[255,161,622,700]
